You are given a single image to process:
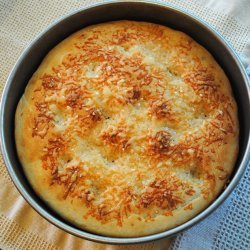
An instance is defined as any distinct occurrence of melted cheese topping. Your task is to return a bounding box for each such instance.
[15,21,239,236]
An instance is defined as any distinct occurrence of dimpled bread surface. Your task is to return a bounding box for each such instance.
[15,21,239,237]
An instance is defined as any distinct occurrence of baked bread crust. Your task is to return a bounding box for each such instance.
[15,21,239,237]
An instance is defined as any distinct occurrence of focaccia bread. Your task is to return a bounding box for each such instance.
[15,21,239,237]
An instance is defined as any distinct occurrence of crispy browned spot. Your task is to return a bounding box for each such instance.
[148,131,171,157]
[139,179,183,210]
[150,99,171,119]
[100,126,130,151]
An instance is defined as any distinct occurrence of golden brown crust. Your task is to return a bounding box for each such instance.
[15,21,239,237]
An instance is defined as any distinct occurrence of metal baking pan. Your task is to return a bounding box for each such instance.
[1,0,250,244]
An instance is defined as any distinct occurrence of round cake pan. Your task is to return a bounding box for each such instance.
[1,0,250,245]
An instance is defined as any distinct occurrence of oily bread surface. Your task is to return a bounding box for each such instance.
[15,21,239,237]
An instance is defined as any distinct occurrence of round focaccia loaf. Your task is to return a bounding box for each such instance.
[15,21,239,237]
